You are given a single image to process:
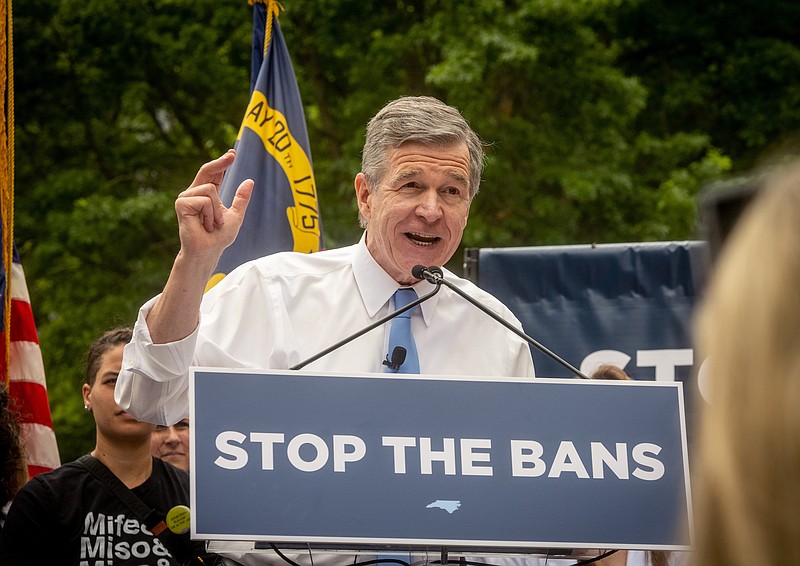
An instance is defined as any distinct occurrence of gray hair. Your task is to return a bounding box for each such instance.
[359,96,485,226]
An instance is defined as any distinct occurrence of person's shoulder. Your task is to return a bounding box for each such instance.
[146,458,190,508]
[227,245,358,282]
[257,245,356,273]
[152,456,189,480]
[22,459,86,486]
[150,457,190,491]
[11,458,90,503]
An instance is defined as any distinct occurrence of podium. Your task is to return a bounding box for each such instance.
[189,369,692,559]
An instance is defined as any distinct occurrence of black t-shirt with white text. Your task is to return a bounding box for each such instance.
[0,456,192,565]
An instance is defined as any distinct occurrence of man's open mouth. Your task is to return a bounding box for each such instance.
[405,232,440,246]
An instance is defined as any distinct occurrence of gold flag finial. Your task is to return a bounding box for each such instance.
[249,0,285,57]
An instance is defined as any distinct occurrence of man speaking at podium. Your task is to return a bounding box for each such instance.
[115,95,534,437]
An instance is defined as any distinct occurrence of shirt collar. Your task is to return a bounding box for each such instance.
[352,232,440,326]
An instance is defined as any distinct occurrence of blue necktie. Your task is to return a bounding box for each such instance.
[378,289,418,564]
[384,288,420,374]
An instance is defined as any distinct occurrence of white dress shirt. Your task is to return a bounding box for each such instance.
[116,234,535,425]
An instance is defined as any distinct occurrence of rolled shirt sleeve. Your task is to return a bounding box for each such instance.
[115,295,198,425]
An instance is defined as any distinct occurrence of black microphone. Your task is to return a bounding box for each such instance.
[411,264,591,380]
[412,264,443,284]
[382,346,407,371]
[289,280,442,371]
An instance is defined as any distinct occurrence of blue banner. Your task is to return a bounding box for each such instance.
[467,242,709,441]
[190,369,691,550]
[468,242,708,383]
[213,4,323,284]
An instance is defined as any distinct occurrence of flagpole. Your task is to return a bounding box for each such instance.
[1,0,15,386]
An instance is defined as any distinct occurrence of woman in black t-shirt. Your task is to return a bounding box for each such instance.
[0,328,197,565]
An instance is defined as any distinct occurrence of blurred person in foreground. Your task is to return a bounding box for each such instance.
[0,328,201,564]
[693,158,800,566]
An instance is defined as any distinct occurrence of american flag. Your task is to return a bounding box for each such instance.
[3,0,59,478]
[2,246,60,478]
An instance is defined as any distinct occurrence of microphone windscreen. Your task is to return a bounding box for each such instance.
[391,346,407,367]
[411,265,427,279]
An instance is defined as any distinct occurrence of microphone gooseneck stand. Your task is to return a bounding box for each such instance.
[289,282,442,371]
[411,265,591,380]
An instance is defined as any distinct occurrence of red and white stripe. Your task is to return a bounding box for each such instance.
[3,260,60,477]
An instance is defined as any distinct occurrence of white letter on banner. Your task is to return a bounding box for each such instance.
[460,438,493,476]
[510,440,546,477]
[632,443,664,480]
[214,431,248,470]
[333,435,366,472]
[382,436,416,474]
[637,349,693,381]
[420,437,457,475]
[548,441,590,478]
[249,432,285,470]
[288,434,329,472]
[590,442,629,479]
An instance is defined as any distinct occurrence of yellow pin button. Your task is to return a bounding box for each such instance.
[166,504,191,534]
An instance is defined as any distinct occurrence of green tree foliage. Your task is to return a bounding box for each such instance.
[12,0,800,461]
[14,0,252,460]
[615,0,800,166]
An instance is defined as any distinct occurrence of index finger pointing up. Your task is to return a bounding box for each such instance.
[190,149,236,190]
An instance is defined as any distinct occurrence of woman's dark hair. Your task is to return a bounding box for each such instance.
[0,386,26,519]
[84,327,133,386]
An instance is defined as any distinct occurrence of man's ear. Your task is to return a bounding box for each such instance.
[354,173,371,220]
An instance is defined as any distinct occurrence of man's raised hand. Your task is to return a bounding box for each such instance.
[175,150,253,260]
